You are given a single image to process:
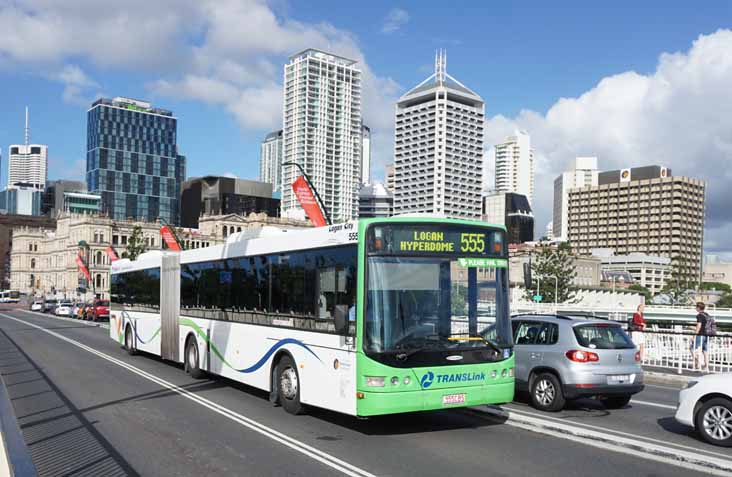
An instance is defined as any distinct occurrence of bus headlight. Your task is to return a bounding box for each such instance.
[403,376,411,385]
[365,376,385,387]
[390,376,400,386]
[491,370,498,379]
[501,369,508,378]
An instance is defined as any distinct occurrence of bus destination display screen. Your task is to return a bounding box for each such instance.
[368,224,505,257]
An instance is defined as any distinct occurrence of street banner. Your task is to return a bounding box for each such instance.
[160,225,182,251]
[76,253,91,281]
[105,246,119,262]
[292,176,326,227]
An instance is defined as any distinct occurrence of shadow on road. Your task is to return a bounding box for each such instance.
[0,328,139,477]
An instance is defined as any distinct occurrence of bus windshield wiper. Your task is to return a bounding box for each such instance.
[448,333,503,354]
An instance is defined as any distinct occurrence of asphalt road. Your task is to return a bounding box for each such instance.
[0,308,729,477]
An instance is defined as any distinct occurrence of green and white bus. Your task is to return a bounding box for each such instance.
[110,217,514,416]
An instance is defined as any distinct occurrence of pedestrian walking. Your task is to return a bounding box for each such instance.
[693,302,710,373]
[631,304,646,359]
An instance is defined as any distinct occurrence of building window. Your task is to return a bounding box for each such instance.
[28,243,33,252]
[223,226,228,238]
[96,251,103,265]
[30,258,35,269]
[113,235,119,245]
[95,274,102,288]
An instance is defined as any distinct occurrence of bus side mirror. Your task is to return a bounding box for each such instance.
[334,305,349,335]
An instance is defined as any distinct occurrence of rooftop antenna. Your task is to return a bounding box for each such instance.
[435,49,447,84]
[24,106,29,146]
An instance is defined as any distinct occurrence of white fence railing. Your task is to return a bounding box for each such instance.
[641,331,732,374]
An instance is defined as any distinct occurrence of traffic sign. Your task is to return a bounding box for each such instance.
[533,295,543,302]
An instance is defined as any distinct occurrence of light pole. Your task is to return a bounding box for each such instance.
[282,161,332,225]
[552,276,559,310]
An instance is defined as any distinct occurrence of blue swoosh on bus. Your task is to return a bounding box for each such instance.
[234,338,322,374]
[131,321,161,345]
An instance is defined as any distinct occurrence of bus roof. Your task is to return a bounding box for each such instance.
[111,216,506,274]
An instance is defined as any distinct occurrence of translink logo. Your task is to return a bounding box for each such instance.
[420,371,486,388]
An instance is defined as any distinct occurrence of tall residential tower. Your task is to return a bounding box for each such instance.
[393,50,484,218]
[494,130,534,204]
[260,129,283,193]
[8,108,47,191]
[281,49,362,222]
[86,97,186,224]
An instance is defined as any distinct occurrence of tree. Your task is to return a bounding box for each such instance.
[524,245,577,303]
[121,225,147,261]
[451,284,467,316]
[716,294,732,308]
[661,256,694,305]
[628,284,652,302]
[700,281,731,293]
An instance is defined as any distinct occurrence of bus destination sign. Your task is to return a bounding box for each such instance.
[369,224,505,257]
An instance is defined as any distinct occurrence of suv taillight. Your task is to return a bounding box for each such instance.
[566,350,599,363]
[635,351,641,362]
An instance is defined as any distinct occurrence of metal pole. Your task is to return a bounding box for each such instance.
[282,161,332,225]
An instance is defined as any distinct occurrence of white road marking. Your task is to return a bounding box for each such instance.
[0,312,376,477]
[480,408,732,477]
[630,399,677,410]
[501,404,732,462]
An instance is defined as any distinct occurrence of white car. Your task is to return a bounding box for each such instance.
[675,372,732,447]
[55,302,73,317]
[30,301,44,312]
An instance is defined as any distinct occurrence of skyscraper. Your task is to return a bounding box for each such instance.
[552,157,599,241]
[281,49,362,222]
[361,124,371,185]
[393,50,484,218]
[260,130,283,193]
[494,130,534,204]
[8,108,47,191]
[86,97,185,225]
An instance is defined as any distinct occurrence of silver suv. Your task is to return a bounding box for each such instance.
[512,314,644,412]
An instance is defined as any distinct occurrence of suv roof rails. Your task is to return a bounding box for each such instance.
[510,312,574,321]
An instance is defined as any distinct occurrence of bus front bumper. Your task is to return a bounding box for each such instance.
[356,381,514,417]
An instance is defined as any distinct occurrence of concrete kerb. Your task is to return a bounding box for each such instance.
[643,371,694,386]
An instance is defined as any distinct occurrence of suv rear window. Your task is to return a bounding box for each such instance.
[573,324,634,349]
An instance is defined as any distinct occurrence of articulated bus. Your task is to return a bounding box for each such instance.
[109,217,514,417]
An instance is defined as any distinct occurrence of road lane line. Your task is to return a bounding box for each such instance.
[630,399,677,410]
[476,408,732,477]
[0,312,377,477]
[502,404,732,461]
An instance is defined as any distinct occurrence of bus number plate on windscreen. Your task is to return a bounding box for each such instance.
[442,394,466,406]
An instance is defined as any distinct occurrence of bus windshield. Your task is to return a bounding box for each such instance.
[364,256,512,358]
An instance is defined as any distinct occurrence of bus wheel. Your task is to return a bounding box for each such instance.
[186,338,206,379]
[124,326,137,356]
[278,356,305,415]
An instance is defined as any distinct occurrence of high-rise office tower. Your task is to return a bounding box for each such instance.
[552,156,599,241]
[393,50,484,218]
[361,124,371,185]
[86,97,186,224]
[8,108,48,191]
[568,165,705,281]
[494,130,534,204]
[384,164,396,192]
[260,130,283,193]
[281,49,362,222]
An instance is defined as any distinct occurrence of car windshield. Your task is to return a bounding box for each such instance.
[97,301,109,307]
[364,256,512,354]
[573,324,635,349]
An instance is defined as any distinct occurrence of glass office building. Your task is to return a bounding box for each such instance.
[86,97,186,224]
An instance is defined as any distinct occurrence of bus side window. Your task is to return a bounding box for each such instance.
[318,268,335,319]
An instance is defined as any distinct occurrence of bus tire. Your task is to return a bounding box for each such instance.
[277,355,305,415]
[186,337,206,379]
[124,325,137,356]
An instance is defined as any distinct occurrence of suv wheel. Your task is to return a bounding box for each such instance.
[696,398,732,447]
[530,372,565,412]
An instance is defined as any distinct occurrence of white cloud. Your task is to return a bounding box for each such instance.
[382,8,410,34]
[54,64,100,105]
[483,29,732,254]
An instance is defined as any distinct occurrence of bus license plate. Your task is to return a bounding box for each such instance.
[442,394,466,405]
[607,375,630,385]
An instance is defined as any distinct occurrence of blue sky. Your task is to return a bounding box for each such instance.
[1,1,732,253]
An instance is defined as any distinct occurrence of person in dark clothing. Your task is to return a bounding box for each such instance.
[694,302,709,372]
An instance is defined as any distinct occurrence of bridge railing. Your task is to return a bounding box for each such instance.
[641,330,732,374]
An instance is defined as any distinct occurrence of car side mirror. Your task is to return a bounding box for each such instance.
[334,305,349,336]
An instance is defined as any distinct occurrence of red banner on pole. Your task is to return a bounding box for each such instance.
[160,225,182,251]
[292,176,326,227]
[76,253,91,282]
[105,246,119,262]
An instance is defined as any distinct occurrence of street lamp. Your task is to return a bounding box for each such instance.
[282,161,332,225]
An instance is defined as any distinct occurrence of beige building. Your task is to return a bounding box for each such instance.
[703,261,732,288]
[10,212,310,300]
[508,243,601,288]
[568,166,705,281]
[593,248,671,295]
